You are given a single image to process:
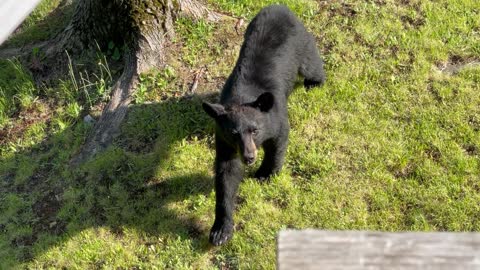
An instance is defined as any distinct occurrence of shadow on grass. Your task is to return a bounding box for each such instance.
[0,92,219,267]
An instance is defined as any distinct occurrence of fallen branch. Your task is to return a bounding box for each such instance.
[188,66,205,96]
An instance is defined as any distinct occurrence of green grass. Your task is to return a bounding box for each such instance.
[1,0,480,269]
[0,59,37,127]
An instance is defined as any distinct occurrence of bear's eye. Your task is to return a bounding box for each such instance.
[251,128,258,135]
[231,129,239,135]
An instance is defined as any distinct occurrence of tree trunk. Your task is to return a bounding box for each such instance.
[64,0,228,165]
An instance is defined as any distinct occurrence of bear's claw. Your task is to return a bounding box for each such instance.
[209,222,233,246]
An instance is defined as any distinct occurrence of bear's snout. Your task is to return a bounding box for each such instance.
[241,136,257,166]
[244,154,256,166]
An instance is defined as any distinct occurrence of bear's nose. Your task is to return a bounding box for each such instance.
[244,155,256,166]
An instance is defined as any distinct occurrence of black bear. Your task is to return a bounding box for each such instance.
[202,4,325,246]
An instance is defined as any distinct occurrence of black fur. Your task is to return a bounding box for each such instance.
[203,4,325,246]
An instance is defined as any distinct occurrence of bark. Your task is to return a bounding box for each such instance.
[178,0,224,21]
[66,0,229,165]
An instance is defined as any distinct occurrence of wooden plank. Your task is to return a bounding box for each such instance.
[0,0,42,45]
[277,230,480,270]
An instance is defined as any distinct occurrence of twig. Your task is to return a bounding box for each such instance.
[188,66,205,95]
[235,18,245,35]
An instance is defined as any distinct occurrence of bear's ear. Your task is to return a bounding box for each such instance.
[251,92,274,112]
[202,102,225,119]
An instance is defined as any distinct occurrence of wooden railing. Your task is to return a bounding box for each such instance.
[278,230,480,269]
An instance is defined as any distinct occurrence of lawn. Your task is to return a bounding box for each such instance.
[1,0,479,268]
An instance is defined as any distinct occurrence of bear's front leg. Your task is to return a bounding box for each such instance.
[210,139,243,246]
[255,127,289,181]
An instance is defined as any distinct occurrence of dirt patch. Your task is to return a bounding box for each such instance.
[0,172,15,192]
[271,197,289,209]
[425,144,442,162]
[393,51,415,73]
[464,144,478,156]
[437,56,480,75]
[211,254,239,270]
[11,234,36,247]
[0,100,52,149]
[8,180,64,260]
[32,189,65,235]
[319,2,358,18]
[390,162,416,179]
[172,214,206,239]
[400,14,425,29]
[235,195,246,211]
[468,115,480,132]
[467,178,480,193]
[10,234,37,260]
[163,19,243,100]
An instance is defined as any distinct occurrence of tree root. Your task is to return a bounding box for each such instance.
[179,0,234,22]
[0,41,47,59]
[70,28,168,166]
[70,50,139,166]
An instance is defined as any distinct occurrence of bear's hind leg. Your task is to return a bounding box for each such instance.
[299,34,326,89]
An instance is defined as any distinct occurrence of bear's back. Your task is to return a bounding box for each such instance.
[243,5,301,51]
[220,5,308,106]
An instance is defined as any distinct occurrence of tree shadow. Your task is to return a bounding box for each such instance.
[0,92,221,267]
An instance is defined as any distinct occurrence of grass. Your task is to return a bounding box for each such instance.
[1,0,480,268]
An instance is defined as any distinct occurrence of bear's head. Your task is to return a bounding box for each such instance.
[202,92,274,166]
